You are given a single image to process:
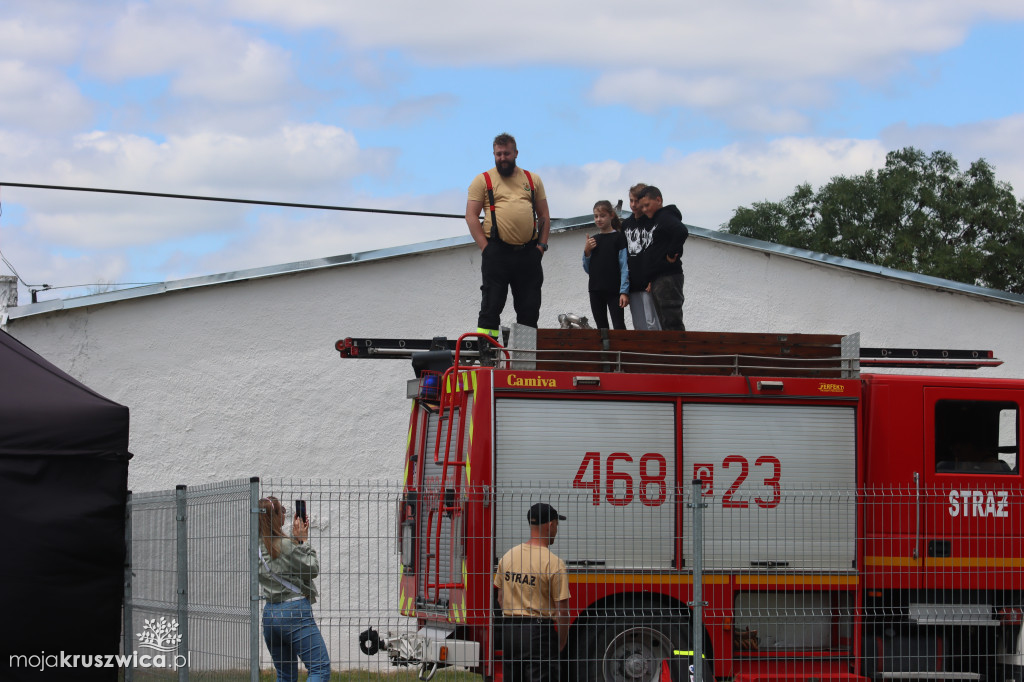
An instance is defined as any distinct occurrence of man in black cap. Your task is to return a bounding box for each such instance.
[493,503,571,682]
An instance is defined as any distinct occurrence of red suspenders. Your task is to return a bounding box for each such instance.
[482,170,537,243]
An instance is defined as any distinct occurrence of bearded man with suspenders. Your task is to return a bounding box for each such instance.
[465,132,551,338]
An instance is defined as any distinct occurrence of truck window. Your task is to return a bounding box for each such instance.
[935,400,1018,474]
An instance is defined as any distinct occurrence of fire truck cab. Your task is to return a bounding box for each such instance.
[344,328,1023,682]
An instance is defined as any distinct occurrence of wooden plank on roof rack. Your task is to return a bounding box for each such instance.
[533,329,849,377]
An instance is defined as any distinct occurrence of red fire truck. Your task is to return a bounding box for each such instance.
[343,328,1023,682]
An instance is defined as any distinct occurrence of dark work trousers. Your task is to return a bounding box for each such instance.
[650,271,685,331]
[501,617,560,682]
[477,240,544,331]
[588,290,626,330]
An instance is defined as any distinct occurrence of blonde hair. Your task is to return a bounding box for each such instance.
[258,496,288,559]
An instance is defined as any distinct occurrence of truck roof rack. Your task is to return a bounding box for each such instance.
[336,329,1000,379]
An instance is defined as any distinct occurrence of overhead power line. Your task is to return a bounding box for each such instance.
[0,182,465,219]
[0,181,469,303]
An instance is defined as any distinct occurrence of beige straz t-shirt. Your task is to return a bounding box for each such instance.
[467,167,546,245]
[493,543,570,618]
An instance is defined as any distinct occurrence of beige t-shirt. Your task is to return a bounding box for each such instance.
[493,542,570,617]
[467,167,547,245]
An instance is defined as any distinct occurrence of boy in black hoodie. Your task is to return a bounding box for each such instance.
[638,186,688,330]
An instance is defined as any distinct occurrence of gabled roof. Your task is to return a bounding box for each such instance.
[5,213,1022,321]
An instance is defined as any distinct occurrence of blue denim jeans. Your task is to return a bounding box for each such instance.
[263,598,331,682]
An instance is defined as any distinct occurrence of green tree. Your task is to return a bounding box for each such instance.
[724,147,1024,294]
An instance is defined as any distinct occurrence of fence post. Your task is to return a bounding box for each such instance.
[689,479,706,682]
[250,477,261,682]
[176,485,190,682]
[123,490,134,682]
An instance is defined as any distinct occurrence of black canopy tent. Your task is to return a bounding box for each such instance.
[0,330,131,681]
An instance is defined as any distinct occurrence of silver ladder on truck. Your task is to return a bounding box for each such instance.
[336,329,1001,373]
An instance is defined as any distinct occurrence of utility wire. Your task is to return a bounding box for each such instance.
[0,185,38,289]
[0,182,465,219]
[0,248,29,286]
[0,181,468,299]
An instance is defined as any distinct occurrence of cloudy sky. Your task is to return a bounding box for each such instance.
[1,1,1022,303]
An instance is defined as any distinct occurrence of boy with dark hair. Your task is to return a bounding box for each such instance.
[638,186,688,330]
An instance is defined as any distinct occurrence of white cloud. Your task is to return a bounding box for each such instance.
[1,125,395,249]
[592,71,745,111]
[192,200,467,280]
[0,60,92,131]
[0,209,136,305]
[7,123,1017,302]
[39,135,889,276]
[84,3,299,107]
[591,70,818,132]
[882,114,1024,195]
[9,0,1019,142]
[2,0,1020,304]
[233,0,1024,74]
[541,137,889,229]
[348,94,459,129]
[228,0,1024,127]
[86,5,220,78]
[540,118,1024,232]
[156,125,369,191]
[66,124,376,193]
[98,136,893,281]
[0,17,80,63]
[171,40,295,105]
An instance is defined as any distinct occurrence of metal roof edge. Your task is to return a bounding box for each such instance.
[690,225,1024,306]
[6,214,1021,321]
[6,232,476,320]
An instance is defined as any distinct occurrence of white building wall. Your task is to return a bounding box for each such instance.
[6,226,1023,670]
[5,227,1023,491]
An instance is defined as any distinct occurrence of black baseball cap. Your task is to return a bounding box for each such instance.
[527,503,566,525]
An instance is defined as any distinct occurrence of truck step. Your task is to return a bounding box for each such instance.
[880,673,981,680]
[909,604,998,627]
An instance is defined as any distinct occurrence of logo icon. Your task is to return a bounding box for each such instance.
[694,463,714,495]
[136,617,182,654]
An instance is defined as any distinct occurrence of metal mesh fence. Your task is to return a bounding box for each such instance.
[258,479,409,678]
[124,479,1024,681]
[124,487,180,680]
[125,479,257,680]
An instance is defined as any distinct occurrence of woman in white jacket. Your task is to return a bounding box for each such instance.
[258,496,330,682]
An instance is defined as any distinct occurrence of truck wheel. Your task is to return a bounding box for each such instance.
[576,619,692,682]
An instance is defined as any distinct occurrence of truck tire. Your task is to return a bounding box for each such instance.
[575,618,707,682]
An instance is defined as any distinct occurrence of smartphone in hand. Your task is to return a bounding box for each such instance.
[295,499,308,523]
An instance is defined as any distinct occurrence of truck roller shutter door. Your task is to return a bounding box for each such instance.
[682,403,856,571]
[494,399,676,569]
